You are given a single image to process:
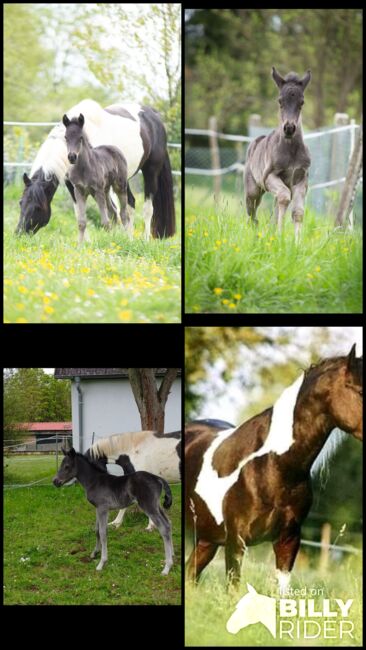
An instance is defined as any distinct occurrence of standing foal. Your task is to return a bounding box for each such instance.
[63,113,132,243]
[245,67,311,242]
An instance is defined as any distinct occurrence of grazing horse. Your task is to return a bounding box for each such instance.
[63,113,131,243]
[16,98,175,239]
[88,430,181,530]
[244,67,311,242]
[185,345,362,593]
[53,447,174,574]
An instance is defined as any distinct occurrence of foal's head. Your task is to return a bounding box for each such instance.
[63,113,85,164]
[53,447,78,486]
[272,67,311,139]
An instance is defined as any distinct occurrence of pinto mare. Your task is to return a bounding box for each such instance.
[63,113,131,242]
[16,98,175,239]
[53,448,173,573]
[88,430,181,531]
[244,67,311,242]
[185,344,362,593]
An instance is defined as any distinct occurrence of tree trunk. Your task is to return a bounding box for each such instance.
[128,368,179,432]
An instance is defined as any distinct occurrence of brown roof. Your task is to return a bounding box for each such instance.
[55,368,181,379]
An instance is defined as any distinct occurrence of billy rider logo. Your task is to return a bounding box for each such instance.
[226,584,354,640]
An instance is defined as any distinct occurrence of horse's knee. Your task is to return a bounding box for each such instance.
[278,189,291,207]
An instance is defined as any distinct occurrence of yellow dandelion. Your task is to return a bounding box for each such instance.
[215,240,222,246]
[222,299,230,305]
[118,310,132,321]
[16,317,28,323]
[233,293,242,300]
[44,306,55,315]
[228,303,236,309]
[307,273,314,280]
[213,287,223,295]
[87,288,96,296]
[18,285,28,294]
[315,266,321,273]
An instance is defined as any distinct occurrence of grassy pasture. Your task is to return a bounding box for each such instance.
[4,455,181,605]
[185,545,362,646]
[185,186,362,314]
[4,183,181,323]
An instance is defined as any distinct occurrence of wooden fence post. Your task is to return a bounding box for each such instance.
[335,121,362,227]
[209,116,221,197]
[319,522,331,574]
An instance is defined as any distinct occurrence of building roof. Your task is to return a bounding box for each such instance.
[54,368,181,379]
[15,422,72,431]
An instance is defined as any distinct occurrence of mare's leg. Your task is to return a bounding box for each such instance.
[273,523,301,595]
[143,195,153,241]
[185,540,219,583]
[94,191,111,230]
[265,174,291,232]
[91,511,101,559]
[291,173,308,244]
[74,188,88,244]
[225,529,246,590]
[106,193,119,224]
[108,508,126,528]
[244,165,263,225]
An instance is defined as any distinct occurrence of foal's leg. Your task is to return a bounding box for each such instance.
[106,193,119,224]
[116,186,132,238]
[94,191,112,230]
[74,188,88,244]
[146,507,174,575]
[244,165,263,225]
[291,174,308,244]
[185,540,219,583]
[265,173,291,233]
[95,508,109,571]
[91,511,101,559]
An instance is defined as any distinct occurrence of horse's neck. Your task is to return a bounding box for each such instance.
[292,388,335,472]
[75,457,97,490]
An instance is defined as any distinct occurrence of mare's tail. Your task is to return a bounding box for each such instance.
[151,152,176,238]
[158,477,173,509]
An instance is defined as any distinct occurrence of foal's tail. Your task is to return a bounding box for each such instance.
[151,152,176,238]
[158,477,173,509]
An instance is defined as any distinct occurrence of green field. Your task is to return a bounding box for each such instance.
[185,546,362,646]
[4,455,181,605]
[185,186,362,314]
[4,183,181,323]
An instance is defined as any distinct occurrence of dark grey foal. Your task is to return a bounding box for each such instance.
[244,67,311,242]
[53,448,174,574]
[63,113,133,243]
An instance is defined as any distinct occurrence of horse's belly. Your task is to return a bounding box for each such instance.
[89,118,144,179]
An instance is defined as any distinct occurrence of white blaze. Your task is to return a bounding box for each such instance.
[194,373,304,525]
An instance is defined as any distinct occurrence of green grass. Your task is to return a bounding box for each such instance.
[4,455,181,605]
[185,187,362,313]
[4,183,181,323]
[185,547,362,646]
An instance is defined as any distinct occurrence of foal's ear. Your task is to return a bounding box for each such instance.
[300,69,311,90]
[23,173,32,187]
[78,113,85,127]
[63,114,70,127]
[272,66,285,89]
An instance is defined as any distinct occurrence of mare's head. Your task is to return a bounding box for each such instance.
[63,113,85,164]
[304,344,362,441]
[53,447,78,487]
[16,172,53,234]
[272,67,311,139]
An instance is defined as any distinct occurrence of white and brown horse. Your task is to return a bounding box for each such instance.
[185,345,362,593]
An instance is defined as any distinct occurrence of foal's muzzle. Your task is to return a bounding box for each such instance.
[68,152,77,164]
[284,122,296,138]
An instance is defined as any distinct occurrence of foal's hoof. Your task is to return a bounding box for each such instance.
[96,561,106,571]
[161,564,172,576]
